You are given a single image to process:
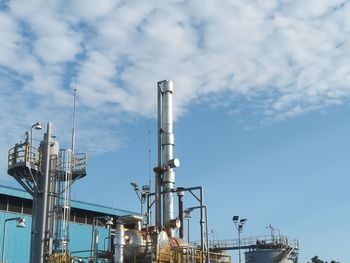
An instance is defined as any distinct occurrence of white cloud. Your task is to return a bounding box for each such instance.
[0,0,350,170]
[62,0,118,21]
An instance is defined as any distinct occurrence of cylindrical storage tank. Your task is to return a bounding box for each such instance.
[245,249,294,263]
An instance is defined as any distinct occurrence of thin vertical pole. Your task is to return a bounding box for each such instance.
[148,129,151,191]
[205,206,210,263]
[71,84,77,156]
[187,219,190,243]
[238,229,241,263]
[200,188,204,262]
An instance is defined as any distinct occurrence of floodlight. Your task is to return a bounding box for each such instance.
[105,217,114,226]
[240,218,247,224]
[16,218,26,228]
[142,185,150,193]
[32,122,43,130]
[130,180,139,190]
[184,209,192,219]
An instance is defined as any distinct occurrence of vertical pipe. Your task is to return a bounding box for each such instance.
[177,188,184,239]
[93,225,99,263]
[238,228,241,263]
[114,221,124,263]
[200,188,204,263]
[107,225,112,253]
[155,82,163,228]
[187,219,190,243]
[146,194,150,227]
[140,198,144,227]
[204,206,210,263]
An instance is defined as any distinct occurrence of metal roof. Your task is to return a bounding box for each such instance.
[0,184,137,217]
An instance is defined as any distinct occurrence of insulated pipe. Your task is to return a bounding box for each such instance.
[93,226,99,263]
[114,221,125,263]
[177,188,185,239]
[160,80,176,231]
[155,82,163,228]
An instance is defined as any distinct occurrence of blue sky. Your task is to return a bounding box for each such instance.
[1,0,350,262]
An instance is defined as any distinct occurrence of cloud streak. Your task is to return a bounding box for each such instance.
[0,0,350,172]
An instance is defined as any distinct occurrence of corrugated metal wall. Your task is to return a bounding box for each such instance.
[0,211,109,263]
[70,221,109,260]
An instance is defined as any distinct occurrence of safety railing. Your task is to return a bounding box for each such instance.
[8,143,41,169]
[72,153,87,175]
[204,235,299,251]
[126,245,232,263]
[70,245,232,263]
[49,252,72,263]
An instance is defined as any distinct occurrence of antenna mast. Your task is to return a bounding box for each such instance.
[148,129,152,191]
[71,82,77,155]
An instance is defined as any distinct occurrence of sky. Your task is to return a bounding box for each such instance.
[0,0,350,262]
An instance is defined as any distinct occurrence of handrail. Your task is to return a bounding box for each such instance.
[8,143,41,168]
[197,235,299,250]
[72,152,87,173]
[70,245,232,263]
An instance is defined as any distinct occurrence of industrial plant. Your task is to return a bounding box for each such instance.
[1,80,299,262]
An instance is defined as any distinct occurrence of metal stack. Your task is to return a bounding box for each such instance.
[155,80,180,235]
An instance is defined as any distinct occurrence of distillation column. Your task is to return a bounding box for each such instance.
[157,80,180,235]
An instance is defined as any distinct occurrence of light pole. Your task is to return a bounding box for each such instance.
[29,122,43,163]
[2,217,26,262]
[232,216,247,263]
[185,205,210,263]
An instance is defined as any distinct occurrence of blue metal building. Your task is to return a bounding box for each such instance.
[0,184,137,263]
